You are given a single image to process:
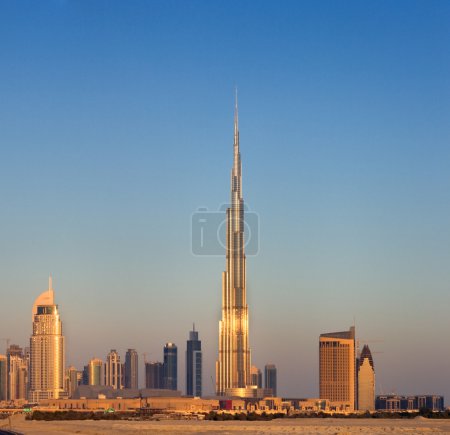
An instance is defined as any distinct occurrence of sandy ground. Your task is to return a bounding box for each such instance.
[3,415,450,435]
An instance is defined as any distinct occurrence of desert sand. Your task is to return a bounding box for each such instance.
[3,415,450,434]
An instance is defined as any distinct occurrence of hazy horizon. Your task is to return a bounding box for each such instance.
[1,1,449,402]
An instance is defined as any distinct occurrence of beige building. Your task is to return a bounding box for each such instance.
[319,326,355,412]
[105,350,122,389]
[8,353,28,401]
[0,354,6,401]
[29,277,65,402]
[65,366,79,398]
[357,344,375,411]
[40,396,220,413]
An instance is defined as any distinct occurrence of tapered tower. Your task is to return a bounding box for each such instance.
[216,94,251,395]
[29,276,65,402]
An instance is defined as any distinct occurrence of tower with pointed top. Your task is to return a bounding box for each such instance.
[29,276,65,402]
[216,94,252,395]
[186,324,202,397]
[357,344,375,411]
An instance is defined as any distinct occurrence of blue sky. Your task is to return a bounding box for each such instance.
[1,0,449,399]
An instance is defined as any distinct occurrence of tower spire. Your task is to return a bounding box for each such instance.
[217,91,250,396]
[48,274,53,292]
[234,87,239,149]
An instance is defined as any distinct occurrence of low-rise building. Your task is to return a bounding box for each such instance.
[376,395,444,412]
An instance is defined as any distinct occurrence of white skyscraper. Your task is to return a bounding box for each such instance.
[29,276,65,402]
[105,350,123,389]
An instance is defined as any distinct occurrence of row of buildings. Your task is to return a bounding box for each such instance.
[0,99,444,413]
[0,277,277,403]
[318,325,444,412]
[319,326,375,411]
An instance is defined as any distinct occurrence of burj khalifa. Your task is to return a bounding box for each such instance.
[216,95,251,395]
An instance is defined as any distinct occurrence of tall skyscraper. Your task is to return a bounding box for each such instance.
[0,355,7,401]
[88,358,104,386]
[145,362,164,389]
[186,325,202,397]
[29,277,65,402]
[319,326,356,411]
[250,366,262,388]
[163,343,177,390]
[124,349,138,389]
[357,344,375,411]
[216,95,252,396]
[105,350,122,389]
[264,364,277,396]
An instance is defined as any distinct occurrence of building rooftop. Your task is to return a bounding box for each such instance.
[320,326,355,340]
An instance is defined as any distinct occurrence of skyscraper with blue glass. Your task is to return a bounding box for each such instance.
[186,325,202,397]
[163,343,177,390]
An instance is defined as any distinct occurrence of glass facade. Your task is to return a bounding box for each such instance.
[145,361,164,389]
[186,329,202,396]
[376,395,445,412]
[163,343,177,390]
[264,364,277,396]
[124,349,138,389]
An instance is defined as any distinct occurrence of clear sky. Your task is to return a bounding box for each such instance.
[1,0,449,399]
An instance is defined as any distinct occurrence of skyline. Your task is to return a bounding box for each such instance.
[1,0,450,401]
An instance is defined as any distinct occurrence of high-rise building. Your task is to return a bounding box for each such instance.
[145,362,164,389]
[186,326,202,397]
[357,344,375,411]
[65,366,79,398]
[0,355,7,401]
[7,344,28,401]
[319,326,356,411]
[105,350,122,390]
[29,277,65,402]
[124,349,138,389]
[264,364,277,396]
[216,95,252,396]
[88,358,104,386]
[250,366,262,388]
[163,343,177,390]
[82,365,89,385]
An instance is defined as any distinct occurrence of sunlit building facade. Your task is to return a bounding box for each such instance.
[216,96,252,396]
[7,344,28,401]
[319,326,355,411]
[250,366,262,388]
[357,344,375,411]
[29,277,65,402]
[105,350,122,390]
[0,355,6,401]
[65,366,79,398]
[88,358,104,386]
